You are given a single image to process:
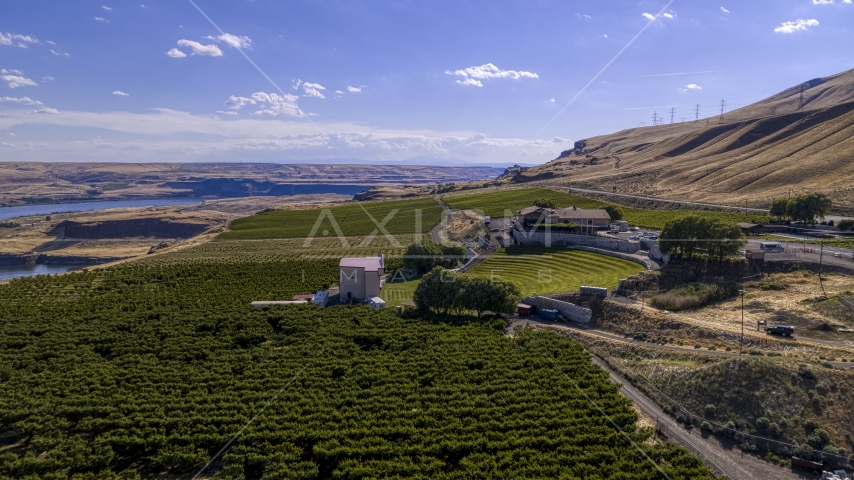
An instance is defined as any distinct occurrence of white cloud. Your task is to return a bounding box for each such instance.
[166,48,187,58]
[31,107,59,114]
[663,13,674,18]
[95,17,109,22]
[0,32,39,48]
[335,90,344,94]
[102,5,112,10]
[0,142,12,147]
[347,86,362,93]
[812,0,834,4]
[446,63,538,87]
[0,96,43,105]
[774,18,819,33]
[721,7,730,13]
[680,84,702,92]
[1,69,23,75]
[176,39,223,56]
[225,95,256,109]
[6,133,14,136]
[1,75,37,88]
[42,76,55,82]
[302,82,326,98]
[45,40,56,45]
[603,34,608,38]
[250,92,302,116]
[50,49,70,57]
[205,33,252,49]
[216,110,238,116]
[112,90,129,96]
[642,12,656,20]
[227,92,303,116]
[549,97,556,103]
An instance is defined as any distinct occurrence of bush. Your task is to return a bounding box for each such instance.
[0,221,20,228]
[704,404,716,418]
[837,219,854,231]
[756,417,770,431]
[649,282,738,311]
[701,421,712,431]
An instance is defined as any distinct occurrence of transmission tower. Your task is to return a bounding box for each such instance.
[798,82,807,110]
[639,122,646,127]
[652,111,661,126]
[681,117,686,123]
[670,107,675,124]
[694,104,701,122]
[718,99,727,124]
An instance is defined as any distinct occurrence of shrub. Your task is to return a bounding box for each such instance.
[703,404,716,418]
[0,221,20,228]
[701,421,712,431]
[649,282,737,311]
[756,417,771,431]
[838,219,854,231]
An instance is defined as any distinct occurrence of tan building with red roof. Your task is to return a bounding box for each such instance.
[339,256,384,302]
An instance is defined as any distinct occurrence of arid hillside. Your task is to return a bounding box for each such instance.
[514,68,854,210]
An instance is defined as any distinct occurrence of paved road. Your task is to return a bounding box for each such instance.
[589,357,814,480]
[748,239,854,272]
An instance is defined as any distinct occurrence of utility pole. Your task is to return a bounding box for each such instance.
[652,111,660,126]
[719,99,727,124]
[739,289,745,353]
[670,107,675,125]
[818,242,827,297]
[799,83,806,110]
[695,104,701,122]
[639,122,646,127]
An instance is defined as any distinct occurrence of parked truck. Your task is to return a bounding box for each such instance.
[766,325,795,336]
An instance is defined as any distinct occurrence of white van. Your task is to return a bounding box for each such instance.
[759,242,783,252]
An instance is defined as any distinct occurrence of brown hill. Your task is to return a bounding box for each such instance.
[515,68,854,210]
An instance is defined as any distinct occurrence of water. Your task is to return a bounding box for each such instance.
[0,199,202,221]
[0,264,82,281]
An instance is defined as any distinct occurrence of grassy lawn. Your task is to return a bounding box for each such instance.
[468,246,646,296]
[219,198,444,240]
[443,187,771,229]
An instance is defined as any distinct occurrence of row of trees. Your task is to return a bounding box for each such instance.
[531,198,624,221]
[658,216,746,262]
[413,267,521,317]
[403,241,467,272]
[769,193,832,224]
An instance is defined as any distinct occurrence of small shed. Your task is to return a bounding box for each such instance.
[539,309,559,321]
[369,297,387,311]
[517,303,537,317]
[292,294,315,301]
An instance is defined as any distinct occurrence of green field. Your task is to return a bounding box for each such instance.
[219,198,444,240]
[443,188,770,229]
[468,246,646,296]
[0,260,712,479]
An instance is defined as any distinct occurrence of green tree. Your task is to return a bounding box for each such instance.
[708,221,747,263]
[439,242,467,268]
[603,205,624,221]
[403,241,443,272]
[659,216,744,262]
[837,219,854,231]
[769,198,790,220]
[786,193,832,224]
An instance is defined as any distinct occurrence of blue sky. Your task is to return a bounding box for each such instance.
[1,0,853,165]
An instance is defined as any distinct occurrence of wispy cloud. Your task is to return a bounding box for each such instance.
[166,48,187,58]
[102,5,113,10]
[812,0,834,4]
[640,70,716,77]
[42,76,54,82]
[204,33,252,49]
[721,6,730,13]
[774,18,819,33]
[347,86,362,93]
[642,12,656,20]
[50,49,70,57]
[302,82,326,98]
[175,39,223,56]
[1,74,37,88]
[30,107,59,115]
[446,63,538,87]
[663,13,674,18]
[95,17,109,23]
[0,96,43,105]
[226,92,302,117]
[679,84,702,91]
[0,32,39,48]
[112,90,129,96]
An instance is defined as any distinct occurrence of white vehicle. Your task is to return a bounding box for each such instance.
[484,216,491,225]
[759,241,783,252]
[629,226,640,231]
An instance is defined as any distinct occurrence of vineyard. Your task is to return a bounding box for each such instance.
[468,246,646,296]
[218,198,444,240]
[0,259,713,479]
[443,188,770,229]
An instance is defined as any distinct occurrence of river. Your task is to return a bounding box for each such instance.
[0,199,203,221]
[0,264,82,281]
